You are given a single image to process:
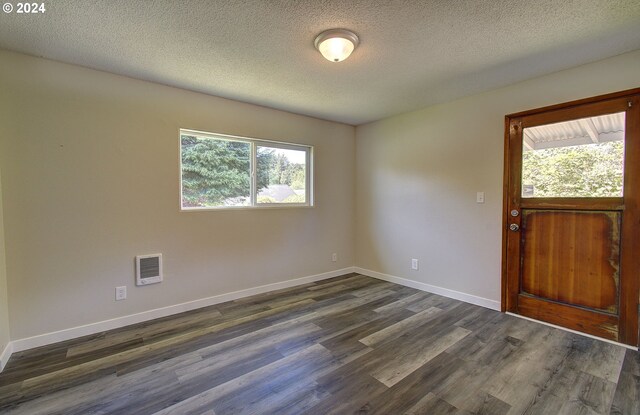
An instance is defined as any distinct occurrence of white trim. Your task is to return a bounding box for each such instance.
[11,267,355,353]
[0,341,13,372]
[506,312,639,351]
[354,267,501,311]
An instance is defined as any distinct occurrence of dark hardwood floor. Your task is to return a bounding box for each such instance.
[0,273,638,414]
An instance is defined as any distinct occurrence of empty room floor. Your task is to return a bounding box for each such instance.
[0,273,638,414]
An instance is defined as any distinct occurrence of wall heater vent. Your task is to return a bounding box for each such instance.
[135,254,163,286]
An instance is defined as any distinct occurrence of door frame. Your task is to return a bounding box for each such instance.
[501,87,640,346]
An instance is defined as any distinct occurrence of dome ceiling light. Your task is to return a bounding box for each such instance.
[314,29,359,62]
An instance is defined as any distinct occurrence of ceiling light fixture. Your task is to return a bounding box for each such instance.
[314,29,359,62]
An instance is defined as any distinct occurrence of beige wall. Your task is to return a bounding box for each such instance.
[1,46,638,344]
[0,50,355,340]
[355,50,640,304]
[0,169,9,354]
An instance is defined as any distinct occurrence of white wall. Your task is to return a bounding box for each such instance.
[0,50,355,341]
[355,50,640,305]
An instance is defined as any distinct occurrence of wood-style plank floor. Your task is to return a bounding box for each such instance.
[0,273,638,414]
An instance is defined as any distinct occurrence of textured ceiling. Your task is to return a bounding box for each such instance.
[1,0,639,125]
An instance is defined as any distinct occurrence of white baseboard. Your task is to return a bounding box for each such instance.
[0,341,13,372]
[354,267,501,311]
[9,267,356,354]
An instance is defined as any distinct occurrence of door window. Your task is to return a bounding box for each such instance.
[521,112,625,198]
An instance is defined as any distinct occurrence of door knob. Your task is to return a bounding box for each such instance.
[509,223,520,231]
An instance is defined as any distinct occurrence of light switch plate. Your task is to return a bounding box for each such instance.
[115,286,127,301]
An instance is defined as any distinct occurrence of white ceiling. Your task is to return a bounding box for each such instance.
[1,0,639,125]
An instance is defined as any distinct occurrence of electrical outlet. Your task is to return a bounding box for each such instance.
[411,258,419,270]
[115,286,127,301]
[332,253,338,262]
[476,192,485,203]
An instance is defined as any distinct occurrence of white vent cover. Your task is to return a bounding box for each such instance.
[135,254,163,286]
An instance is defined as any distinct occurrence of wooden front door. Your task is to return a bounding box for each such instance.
[502,89,640,346]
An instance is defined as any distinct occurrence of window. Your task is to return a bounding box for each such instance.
[180,129,312,210]
[521,112,625,198]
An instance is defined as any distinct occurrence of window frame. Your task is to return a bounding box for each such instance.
[179,129,314,211]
